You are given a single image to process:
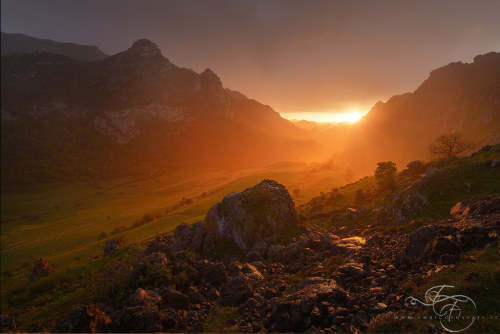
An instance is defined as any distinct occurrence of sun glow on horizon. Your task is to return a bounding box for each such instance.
[280,110,367,124]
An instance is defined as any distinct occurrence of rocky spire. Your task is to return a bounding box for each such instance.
[126,39,163,59]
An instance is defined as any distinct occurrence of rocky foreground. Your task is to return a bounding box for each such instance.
[4,180,498,333]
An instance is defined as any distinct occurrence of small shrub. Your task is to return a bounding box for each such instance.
[214,238,241,259]
[110,226,128,235]
[97,232,108,240]
[203,305,241,333]
[132,220,144,228]
[142,213,154,223]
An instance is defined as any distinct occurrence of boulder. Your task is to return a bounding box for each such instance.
[143,252,169,267]
[267,244,284,262]
[29,258,51,282]
[205,179,299,250]
[206,287,220,301]
[154,287,189,309]
[171,221,208,254]
[338,263,367,279]
[60,305,111,333]
[202,261,228,285]
[371,302,388,313]
[241,263,264,280]
[221,274,253,306]
[103,238,124,257]
[146,234,171,254]
[400,225,440,261]
[126,288,162,307]
[425,236,460,263]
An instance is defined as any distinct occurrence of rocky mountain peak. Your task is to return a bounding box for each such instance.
[200,68,224,97]
[126,39,163,59]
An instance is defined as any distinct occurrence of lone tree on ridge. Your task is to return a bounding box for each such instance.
[428,131,474,159]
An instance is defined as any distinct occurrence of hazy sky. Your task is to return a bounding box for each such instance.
[2,0,500,116]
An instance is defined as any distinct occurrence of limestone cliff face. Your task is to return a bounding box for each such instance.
[1,38,323,180]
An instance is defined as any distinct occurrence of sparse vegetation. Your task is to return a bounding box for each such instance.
[203,305,241,333]
[428,131,475,159]
[375,161,397,192]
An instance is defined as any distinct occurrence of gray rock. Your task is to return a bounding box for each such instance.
[154,287,189,309]
[241,263,264,280]
[205,179,299,250]
[401,224,440,261]
[143,252,168,266]
[60,305,111,333]
[267,244,284,262]
[202,261,228,285]
[371,302,388,313]
[227,262,242,277]
[206,287,220,301]
[491,160,500,168]
[338,263,367,278]
[221,274,253,306]
[171,221,208,254]
[425,236,460,263]
[126,288,162,307]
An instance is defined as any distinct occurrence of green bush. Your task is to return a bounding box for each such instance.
[97,232,108,240]
[203,305,241,333]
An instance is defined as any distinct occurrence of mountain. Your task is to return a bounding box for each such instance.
[307,52,500,176]
[1,39,326,183]
[1,32,108,61]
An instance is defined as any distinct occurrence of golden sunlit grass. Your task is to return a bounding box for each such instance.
[281,110,367,123]
[0,165,344,275]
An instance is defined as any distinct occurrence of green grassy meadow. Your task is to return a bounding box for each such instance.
[0,164,344,305]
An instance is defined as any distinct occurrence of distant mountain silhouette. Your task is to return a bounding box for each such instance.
[1,38,325,183]
[296,52,500,176]
[1,32,108,61]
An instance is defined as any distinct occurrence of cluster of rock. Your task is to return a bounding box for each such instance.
[398,196,500,266]
[19,179,499,333]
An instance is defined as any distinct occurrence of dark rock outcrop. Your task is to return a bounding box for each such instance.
[171,222,210,254]
[154,287,189,309]
[126,288,162,308]
[205,179,300,250]
[60,305,111,333]
[399,225,440,261]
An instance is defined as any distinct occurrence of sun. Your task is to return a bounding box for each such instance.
[341,111,364,123]
[280,110,366,123]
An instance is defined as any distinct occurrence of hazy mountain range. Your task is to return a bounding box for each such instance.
[294,52,500,175]
[1,33,499,183]
[1,32,108,61]
[1,36,325,183]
